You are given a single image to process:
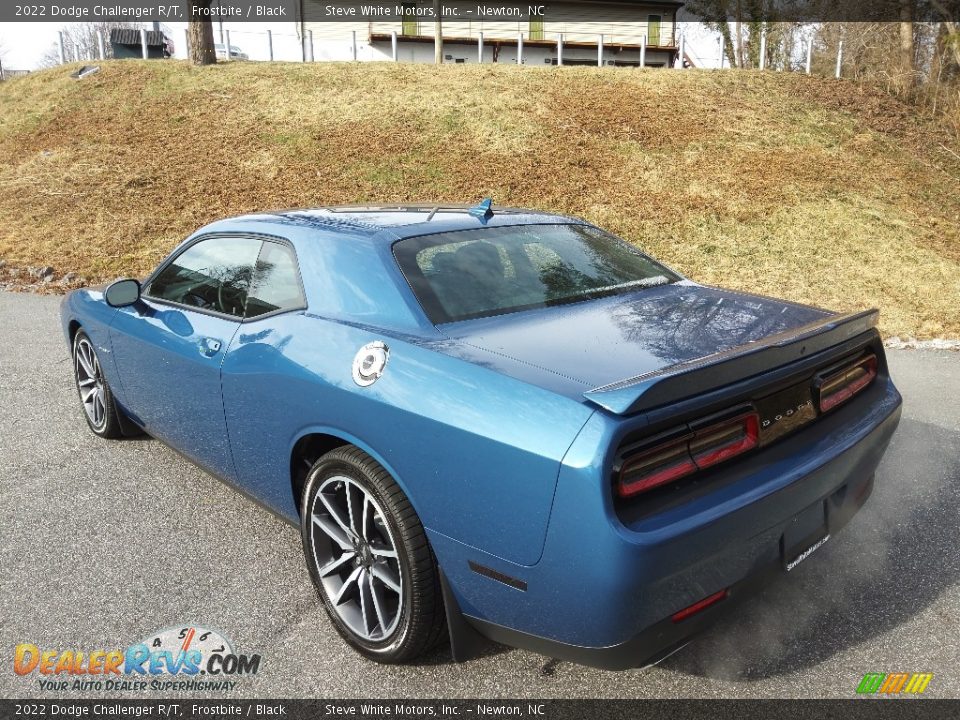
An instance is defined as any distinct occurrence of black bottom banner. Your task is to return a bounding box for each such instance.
[2,700,958,720]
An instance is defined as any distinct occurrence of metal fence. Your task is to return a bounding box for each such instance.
[51,25,850,78]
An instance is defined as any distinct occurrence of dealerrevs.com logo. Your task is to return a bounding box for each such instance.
[13,625,261,693]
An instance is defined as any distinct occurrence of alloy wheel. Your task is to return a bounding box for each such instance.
[309,475,403,642]
[75,337,106,430]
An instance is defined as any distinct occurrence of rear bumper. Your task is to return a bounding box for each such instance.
[469,468,884,670]
[443,379,902,669]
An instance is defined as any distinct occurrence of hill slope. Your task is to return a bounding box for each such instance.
[1,60,959,339]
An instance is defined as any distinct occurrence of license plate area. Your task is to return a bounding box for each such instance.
[755,381,817,446]
[781,500,829,572]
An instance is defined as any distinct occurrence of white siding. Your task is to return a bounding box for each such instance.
[303,1,678,48]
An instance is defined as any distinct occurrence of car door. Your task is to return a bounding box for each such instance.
[219,239,309,515]
[109,235,263,480]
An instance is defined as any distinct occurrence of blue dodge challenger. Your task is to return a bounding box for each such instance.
[61,202,902,669]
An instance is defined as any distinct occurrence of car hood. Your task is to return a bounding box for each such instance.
[435,282,832,400]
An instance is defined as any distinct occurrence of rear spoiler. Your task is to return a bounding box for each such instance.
[583,309,880,416]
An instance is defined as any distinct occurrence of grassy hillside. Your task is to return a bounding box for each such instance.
[1,60,959,339]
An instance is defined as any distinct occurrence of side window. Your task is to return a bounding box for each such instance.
[245,241,305,319]
[146,236,262,318]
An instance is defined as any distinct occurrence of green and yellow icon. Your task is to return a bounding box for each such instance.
[857,673,933,695]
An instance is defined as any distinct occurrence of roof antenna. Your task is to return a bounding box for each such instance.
[468,198,494,220]
[426,206,440,221]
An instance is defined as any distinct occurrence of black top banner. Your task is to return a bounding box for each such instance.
[4,0,959,24]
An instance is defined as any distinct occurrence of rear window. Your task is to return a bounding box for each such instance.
[393,224,679,323]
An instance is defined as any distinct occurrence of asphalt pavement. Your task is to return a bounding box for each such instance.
[1,290,958,699]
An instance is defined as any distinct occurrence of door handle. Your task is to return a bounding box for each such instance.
[199,338,222,357]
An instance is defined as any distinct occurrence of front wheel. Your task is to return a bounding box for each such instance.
[301,446,447,663]
[72,331,122,439]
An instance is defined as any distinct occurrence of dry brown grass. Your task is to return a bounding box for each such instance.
[1,60,959,338]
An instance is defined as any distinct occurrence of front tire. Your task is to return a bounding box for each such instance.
[301,446,447,663]
[72,331,122,439]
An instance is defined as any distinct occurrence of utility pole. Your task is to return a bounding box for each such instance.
[433,0,442,63]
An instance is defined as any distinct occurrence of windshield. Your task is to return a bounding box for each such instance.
[393,224,680,323]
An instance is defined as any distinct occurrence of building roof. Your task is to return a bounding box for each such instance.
[110,29,166,47]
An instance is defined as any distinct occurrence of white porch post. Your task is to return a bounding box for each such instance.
[478,32,483,63]
[557,34,563,66]
[141,28,149,59]
[517,32,523,64]
[598,34,603,66]
[640,34,646,68]
[391,31,398,61]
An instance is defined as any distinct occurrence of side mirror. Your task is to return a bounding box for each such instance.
[104,278,141,308]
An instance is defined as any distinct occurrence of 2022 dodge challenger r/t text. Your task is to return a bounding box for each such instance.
[61,203,902,669]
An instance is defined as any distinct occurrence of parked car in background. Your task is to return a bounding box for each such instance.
[60,202,902,669]
[214,43,249,61]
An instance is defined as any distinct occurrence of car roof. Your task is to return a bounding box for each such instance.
[198,205,584,242]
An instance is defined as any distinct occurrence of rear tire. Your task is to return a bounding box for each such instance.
[301,446,447,663]
[72,331,123,439]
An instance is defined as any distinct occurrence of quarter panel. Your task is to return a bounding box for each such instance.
[220,313,595,565]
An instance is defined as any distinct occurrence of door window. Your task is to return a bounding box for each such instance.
[401,4,418,35]
[146,236,262,318]
[529,18,544,41]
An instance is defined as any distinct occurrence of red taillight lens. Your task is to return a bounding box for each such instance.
[816,354,878,413]
[689,413,759,471]
[671,589,728,623]
[617,411,760,498]
[617,439,698,497]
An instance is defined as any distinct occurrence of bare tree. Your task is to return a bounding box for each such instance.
[900,0,917,87]
[188,1,216,65]
[929,0,960,67]
[687,0,804,69]
[62,21,145,62]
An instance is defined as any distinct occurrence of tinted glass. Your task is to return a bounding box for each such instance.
[246,241,305,318]
[147,236,262,318]
[394,224,679,323]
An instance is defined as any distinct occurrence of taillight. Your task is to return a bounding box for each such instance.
[617,439,697,497]
[689,413,759,470]
[815,354,878,413]
[617,410,760,498]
